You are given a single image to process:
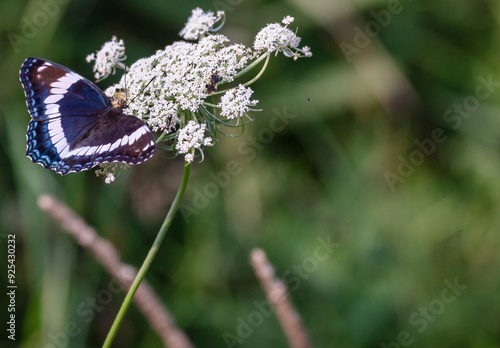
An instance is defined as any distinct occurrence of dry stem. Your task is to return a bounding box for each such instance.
[250,248,312,348]
[38,194,193,348]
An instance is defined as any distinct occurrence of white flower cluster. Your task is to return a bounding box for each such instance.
[254,16,312,60]
[179,7,225,40]
[105,173,115,184]
[107,34,252,133]
[175,121,213,163]
[86,36,126,80]
[219,85,258,119]
[95,163,121,183]
[88,9,311,168]
[282,15,294,26]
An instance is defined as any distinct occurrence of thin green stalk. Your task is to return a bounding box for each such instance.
[232,51,270,81]
[102,163,191,348]
[210,52,271,97]
[203,102,219,108]
[243,53,271,87]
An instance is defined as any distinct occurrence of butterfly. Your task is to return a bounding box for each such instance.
[19,57,156,175]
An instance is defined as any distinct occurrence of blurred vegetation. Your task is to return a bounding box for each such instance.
[2,0,500,347]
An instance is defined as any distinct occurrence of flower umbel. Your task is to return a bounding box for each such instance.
[86,36,127,81]
[179,7,225,40]
[175,121,213,163]
[88,10,311,175]
[91,10,312,348]
[254,16,312,60]
[219,84,259,120]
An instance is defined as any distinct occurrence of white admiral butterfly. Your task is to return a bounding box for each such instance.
[19,57,156,175]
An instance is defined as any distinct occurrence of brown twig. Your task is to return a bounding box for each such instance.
[37,194,193,348]
[250,248,312,348]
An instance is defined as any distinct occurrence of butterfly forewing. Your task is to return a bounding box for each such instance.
[19,57,156,175]
[20,58,111,119]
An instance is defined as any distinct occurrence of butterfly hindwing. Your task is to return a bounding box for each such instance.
[53,111,156,174]
[20,57,156,175]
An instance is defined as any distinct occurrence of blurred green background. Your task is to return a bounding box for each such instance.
[2,0,500,347]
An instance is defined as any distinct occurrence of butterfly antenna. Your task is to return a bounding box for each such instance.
[129,76,157,104]
[124,63,128,102]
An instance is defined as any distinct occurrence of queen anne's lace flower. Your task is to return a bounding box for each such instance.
[175,121,213,162]
[253,17,312,60]
[219,85,258,119]
[254,23,300,53]
[86,36,126,80]
[108,34,253,132]
[179,7,225,40]
[88,9,311,176]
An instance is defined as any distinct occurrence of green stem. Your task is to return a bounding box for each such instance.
[203,102,219,108]
[243,53,271,87]
[102,163,191,348]
[232,51,270,81]
[210,52,271,97]
[156,132,167,143]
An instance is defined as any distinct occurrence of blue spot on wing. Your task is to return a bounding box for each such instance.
[26,120,61,169]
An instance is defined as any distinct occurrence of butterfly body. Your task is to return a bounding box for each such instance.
[20,57,156,175]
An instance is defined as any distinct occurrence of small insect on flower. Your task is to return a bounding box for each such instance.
[206,71,222,94]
